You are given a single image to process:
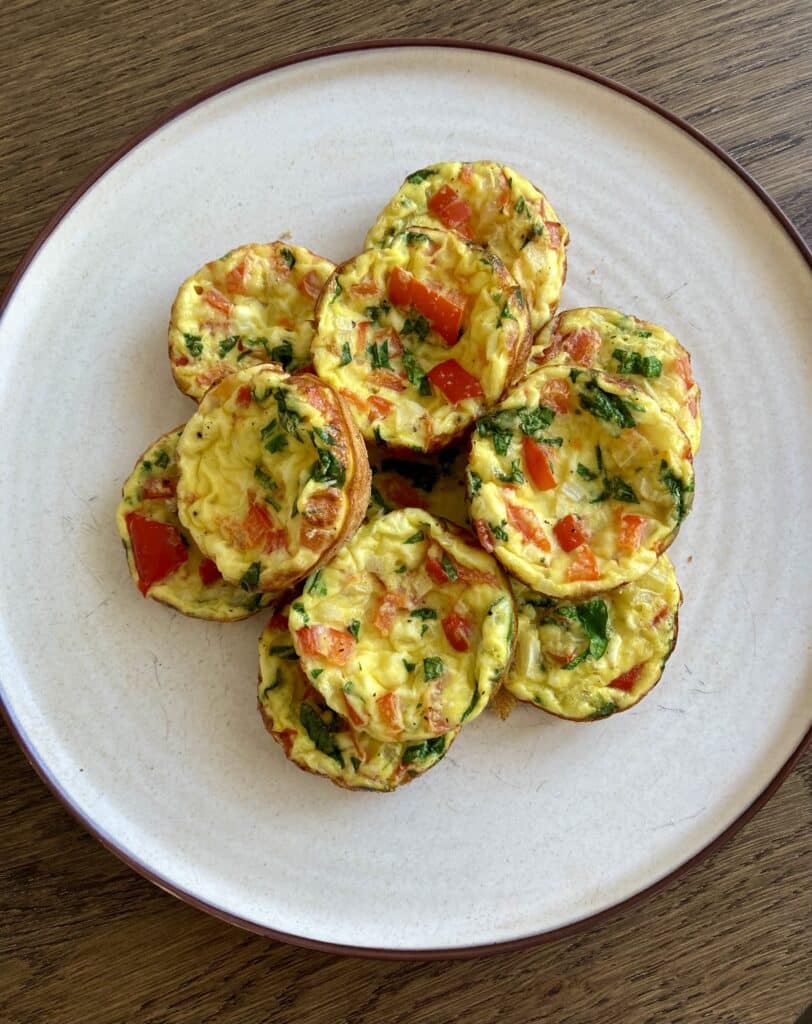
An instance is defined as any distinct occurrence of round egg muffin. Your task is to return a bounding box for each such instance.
[259,607,457,791]
[529,307,702,453]
[117,427,274,619]
[364,161,568,334]
[289,509,516,743]
[176,364,370,593]
[506,555,682,720]
[468,366,695,597]
[312,227,531,453]
[169,242,335,401]
[366,444,470,527]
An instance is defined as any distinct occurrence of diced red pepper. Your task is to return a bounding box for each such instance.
[539,378,571,414]
[226,259,251,295]
[523,436,557,490]
[610,662,645,692]
[367,395,393,421]
[198,558,222,585]
[125,512,188,596]
[617,513,648,554]
[442,611,471,652]
[553,514,588,553]
[652,604,670,627]
[298,269,324,299]
[351,279,380,296]
[379,477,428,511]
[342,694,367,728]
[339,388,368,414]
[267,612,289,631]
[369,369,406,392]
[141,477,177,501]
[544,222,562,248]
[296,625,354,666]
[562,327,602,366]
[236,384,253,407]
[566,544,601,582]
[474,519,495,552]
[427,359,484,405]
[373,590,410,634]
[427,184,473,230]
[388,267,465,346]
[203,288,232,315]
[377,691,403,733]
[505,501,551,551]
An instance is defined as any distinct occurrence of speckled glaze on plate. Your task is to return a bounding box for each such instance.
[0,42,810,958]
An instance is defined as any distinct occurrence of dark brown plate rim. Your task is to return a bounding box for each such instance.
[1,38,810,961]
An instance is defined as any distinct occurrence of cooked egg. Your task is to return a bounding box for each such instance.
[169,242,335,401]
[365,161,568,334]
[312,227,530,453]
[468,366,695,597]
[506,555,682,719]
[116,426,274,619]
[289,509,516,743]
[366,444,470,527]
[258,606,457,791]
[529,307,702,452]
[176,364,370,593]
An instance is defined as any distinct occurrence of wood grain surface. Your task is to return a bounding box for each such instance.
[1,1,810,1021]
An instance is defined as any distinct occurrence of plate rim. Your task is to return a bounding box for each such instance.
[1,38,810,961]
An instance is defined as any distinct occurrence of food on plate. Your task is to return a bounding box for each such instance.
[289,509,516,743]
[311,227,531,452]
[116,427,275,618]
[506,556,682,719]
[364,160,568,334]
[366,444,470,527]
[468,365,694,597]
[258,605,457,790]
[169,242,335,401]
[176,364,370,593]
[529,307,702,452]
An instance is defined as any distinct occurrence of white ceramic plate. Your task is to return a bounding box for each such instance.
[1,43,810,957]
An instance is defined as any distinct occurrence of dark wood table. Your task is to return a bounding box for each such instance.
[1,2,810,1021]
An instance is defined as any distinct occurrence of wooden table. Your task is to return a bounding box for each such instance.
[1,2,810,1021]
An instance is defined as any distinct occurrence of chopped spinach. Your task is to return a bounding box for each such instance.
[267,340,294,369]
[347,619,361,640]
[495,300,516,329]
[309,444,346,488]
[440,551,458,582]
[402,659,417,673]
[299,704,343,765]
[520,221,544,249]
[370,485,391,512]
[404,530,425,544]
[410,608,438,621]
[291,600,308,624]
[183,333,203,357]
[218,335,240,357]
[367,338,390,370]
[612,347,662,378]
[406,168,437,184]
[401,315,430,342]
[577,463,599,481]
[467,469,482,496]
[240,562,261,591]
[590,700,617,719]
[402,735,446,765]
[154,449,170,469]
[307,569,327,596]
[402,349,432,395]
[339,341,352,366]
[660,461,693,522]
[490,520,509,542]
[496,459,525,485]
[405,231,431,244]
[269,644,298,661]
[423,656,444,681]
[579,380,636,429]
[279,247,296,269]
[365,301,391,323]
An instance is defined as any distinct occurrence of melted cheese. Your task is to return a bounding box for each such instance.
[289,509,515,743]
[468,366,695,596]
[169,242,334,401]
[507,556,681,719]
[530,307,702,452]
[312,227,529,451]
[258,607,457,790]
[176,365,361,591]
[365,161,568,333]
[116,427,273,619]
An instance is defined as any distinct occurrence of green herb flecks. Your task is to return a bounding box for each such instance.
[403,659,416,673]
[279,247,296,269]
[490,520,508,542]
[269,644,298,661]
[183,333,203,357]
[347,619,361,640]
[339,341,352,366]
[153,449,170,470]
[612,348,662,378]
[405,231,431,245]
[660,461,693,522]
[218,335,240,357]
[558,599,610,670]
[402,349,431,395]
[267,340,294,369]
[307,569,328,596]
[291,600,309,624]
[405,530,425,544]
[367,338,390,370]
[240,562,261,591]
[495,299,517,329]
[309,443,346,488]
[401,315,430,342]
[299,704,343,765]
[406,168,437,184]
[577,463,599,481]
[590,700,617,720]
[440,551,458,582]
[467,469,482,496]
[520,221,544,249]
[402,736,446,765]
[365,301,391,323]
[423,657,444,682]
[410,608,438,621]
[579,380,636,429]
[496,459,525,485]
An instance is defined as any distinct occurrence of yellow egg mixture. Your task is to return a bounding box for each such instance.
[468,366,694,597]
[530,307,702,453]
[365,160,568,334]
[177,365,368,592]
[507,555,682,719]
[289,510,516,743]
[258,606,457,791]
[312,227,529,452]
[169,242,335,401]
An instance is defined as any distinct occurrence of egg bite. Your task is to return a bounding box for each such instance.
[116,427,273,619]
[468,366,695,597]
[529,307,702,453]
[364,161,568,334]
[366,444,470,527]
[176,364,370,593]
[312,227,531,453]
[289,509,516,743]
[258,606,457,791]
[506,555,682,720]
[169,242,335,401]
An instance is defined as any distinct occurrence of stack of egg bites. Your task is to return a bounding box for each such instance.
[117,160,700,792]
